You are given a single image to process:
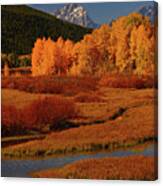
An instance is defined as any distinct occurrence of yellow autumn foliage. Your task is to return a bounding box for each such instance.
[32,13,156,76]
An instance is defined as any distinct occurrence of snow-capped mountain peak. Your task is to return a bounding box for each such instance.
[137,4,158,23]
[53,3,98,28]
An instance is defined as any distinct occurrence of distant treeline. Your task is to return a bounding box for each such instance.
[1,5,92,55]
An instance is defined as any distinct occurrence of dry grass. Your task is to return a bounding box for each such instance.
[1,89,54,109]
[99,74,157,89]
[2,87,155,123]
[31,155,157,180]
[2,85,157,158]
[74,92,105,103]
[2,101,156,157]
[74,87,156,122]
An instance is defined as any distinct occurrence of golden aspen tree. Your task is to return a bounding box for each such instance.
[110,16,131,73]
[41,38,56,75]
[108,12,154,74]
[63,39,74,74]
[69,42,82,76]
[92,24,110,63]
[76,34,101,75]
[32,38,45,76]
[130,24,155,75]
[54,37,65,75]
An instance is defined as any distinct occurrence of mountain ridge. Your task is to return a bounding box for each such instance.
[1,5,92,54]
[53,3,99,28]
[137,3,158,23]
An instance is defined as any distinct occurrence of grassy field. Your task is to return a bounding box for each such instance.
[31,155,156,180]
[2,86,157,158]
[2,89,55,108]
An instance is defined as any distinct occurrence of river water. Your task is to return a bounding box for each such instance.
[1,144,155,178]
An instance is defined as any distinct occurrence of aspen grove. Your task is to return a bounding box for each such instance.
[32,13,156,77]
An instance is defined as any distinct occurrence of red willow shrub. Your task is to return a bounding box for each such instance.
[2,76,98,95]
[2,97,78,136]
[99,74,156,89]
[1,105,25,136]
[22,96,78,130]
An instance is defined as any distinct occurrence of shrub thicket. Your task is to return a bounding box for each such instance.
[2,76,98,95]
[2,97,78,136]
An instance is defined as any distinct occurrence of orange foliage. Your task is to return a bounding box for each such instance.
[32,38,45,76]
[31,13,156,77]
[2,96,78,135]
[99,74,156,88]
[130,24,155,75]
[2,76,98,95]
[3,102,156,157]
[22,96,77,130]
[32,37,74,76]
[2,105,24,136]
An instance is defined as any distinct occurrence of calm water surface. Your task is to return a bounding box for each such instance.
[1,144,155,177]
